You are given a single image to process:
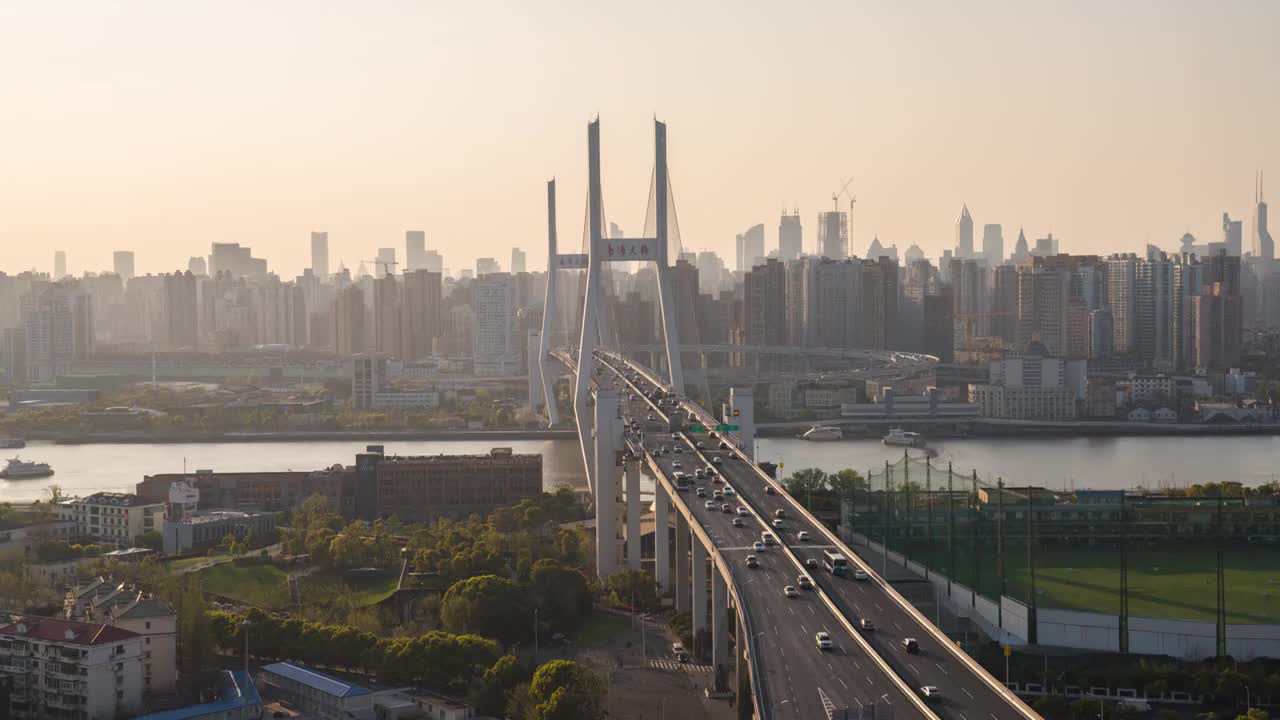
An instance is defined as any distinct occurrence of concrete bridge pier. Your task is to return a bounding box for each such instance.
[712,563,730,685]
[725,386,755,460]
[624,458,642,569]
[593,387,623,578]
[691,540,708,647]
[654,482,670,593]
[675,512,690,613]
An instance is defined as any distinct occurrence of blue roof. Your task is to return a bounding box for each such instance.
[261,662,371,698]
[135,671,261,720]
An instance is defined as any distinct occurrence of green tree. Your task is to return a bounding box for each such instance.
[176,582,213,674]
[530,560,592,633]
[1215,670,1249,706]
[784,468,828,498]
[1033,694,1070,719]
[477,655,530,716]
[605,568,658,611]
[1236,710,1268,720]
[136,530,164,552]
[828,469,867,496]
[527,660,604,720]
[441,575,528,643]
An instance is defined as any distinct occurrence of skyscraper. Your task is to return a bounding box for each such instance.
[982,224,1003,265]
[375,248,397,276]
[423,251,444,274]
[331,285,366,356]
[54,251,67,279]
[742,259,787,346]
[1253,172,1273,262]
[405,230,426,271]
[1011,228,1031,264]
[20,282,93,383]
[311,232,329,279]
[956,205,973,259]
[778,212,802,262]
[1105,254,1137,355]
[816,211,847,260]
[510,247,527,274]
[476,258,500,276]
[163,271,199,350]
[373,273,402,357]
[735,223,765,272]
[473,272,517,376]
[1223,212,1243,256]
[113,251,136,281]
[400,270,442,360]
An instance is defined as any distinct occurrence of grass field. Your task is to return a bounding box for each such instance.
[876,539,1280,624]
[195,561,398,610]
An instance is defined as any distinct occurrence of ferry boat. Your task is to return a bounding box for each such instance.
[882,428,926,448]
[800,425,843,441]
[0,457,54,479]
[0,437,25,449]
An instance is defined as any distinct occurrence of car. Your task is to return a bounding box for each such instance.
[797,575,813,590]
[736,506,749,516]
[718,441,729,449]
[708,430,717,438]
[646,414,655,421]
[695,487,706,497]
[762,533,777,546]
[920,686,942,701]
[629,394,637,401]
[673,446,683,454]
[721,503,732,513]
[670,433,679,439]
[853,569,869,581]
[723,487,735,496]
[695,441,706,449]
[745,555,759,568]
[695,468,706,479]
[706,466,717,477]
[859,618,876,631]
[805,558,819,570]
[672,642,690,663]
[772,519,784,529]
[731,517,746,528]
[712,457,723,465]
[814,631,832,650]
[764,486,776,495]
[752,541,767,552]
[797,531,810,542]
[704,500,716,510]
[774,509,786,519]
[902,638,920,654]
[713,490,723,499]
[711,476,724,484]
[672,461,682,469]
[783,585,798,598]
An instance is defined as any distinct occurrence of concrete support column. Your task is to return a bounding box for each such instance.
[526,330,542,414]
[712,564,729,676]
[736,612,747,711]
[675,512,690,613]
[654,482,670,593]
[625,459,642,570]
[691,540,707,641]
[594,388,623,579]
[729,386,755,460]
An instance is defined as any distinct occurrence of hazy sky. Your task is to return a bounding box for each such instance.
[2,1,1278,277]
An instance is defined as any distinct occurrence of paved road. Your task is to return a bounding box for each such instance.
[609,357,1037,720]
[614,371,929,719]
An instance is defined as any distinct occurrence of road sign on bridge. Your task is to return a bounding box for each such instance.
[691,424,739,432]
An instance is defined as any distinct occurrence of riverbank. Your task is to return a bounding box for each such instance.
[757,418,1280,439]
[40,429,576,445]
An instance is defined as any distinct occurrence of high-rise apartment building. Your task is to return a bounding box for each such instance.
[406,230,427,271]
[785,257,820,346]
[0,617,146,720]
[816,211,847,260]
[163,271,200,350]
[473,273,517,376]
[956,205,974,259]
[510,247,527,274]
[736,223,765,272]
[476,258,500,276]
[310,232,329,279]
[778,212,803,261]
[400,270,442,360]
[209,243,267,279]
[1016,263,1071,356]
[375,248,397,276]
[1135,250,1175,370]
[187,256,207,276]
[53,251,67,279]
[112,251,136,281]
[373,273,402,357]
[742,259,787,347]
[861,257,899,349]
[815,260,864,348]
[923,285,954,362]
[20,281,94,384]
[982,224,1003,265]
[991,264,1019,343]
[331,285,366,356]
[423,250,444,274]
[1105,254,1137,355]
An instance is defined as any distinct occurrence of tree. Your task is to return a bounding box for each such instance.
[527,660,604,720]
[530,560,592,633]
[783,468,828,499]
[176,582,213,674]
[1215,670,1249,706]
[441,575,528,643]
[137,530,163,552]
[605,568,658,611]
[1236,710,1268,720]
[828,469,867,497]
[477,655,530,716]
[45,484,64,505]
[1033,694,1070,719]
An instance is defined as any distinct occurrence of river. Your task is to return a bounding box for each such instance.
[2,435,1276,504]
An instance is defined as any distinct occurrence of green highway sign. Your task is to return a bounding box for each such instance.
[692,424,739,432]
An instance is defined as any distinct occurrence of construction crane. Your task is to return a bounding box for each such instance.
[363,258,399,277]
[832,178,857,257]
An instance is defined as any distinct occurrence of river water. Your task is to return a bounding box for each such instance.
[2,435,1276,504]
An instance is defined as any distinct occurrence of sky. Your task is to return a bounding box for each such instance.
[1,1,1278,278]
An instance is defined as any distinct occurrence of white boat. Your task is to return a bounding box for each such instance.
[800,425,843,441]
[882,428,926,448]
[0,437,25,449]
[0,457,54,479]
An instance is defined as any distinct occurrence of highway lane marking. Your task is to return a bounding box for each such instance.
[893,622,902,631]
[962,688,975,699]
[990,715,999,720]
[839,677,849,689]
[865,675,874,686]
[936,663,948,675]
[808,606,816,614]
[853,661,860,669]
[959,715,968,720]
[908,663,918,673]
[873,602,882,610]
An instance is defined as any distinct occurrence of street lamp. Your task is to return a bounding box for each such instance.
[533,608,540,664]
[239,619,252,676]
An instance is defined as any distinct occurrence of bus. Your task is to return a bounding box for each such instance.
[673,471,691,491]
[823,550,849,576]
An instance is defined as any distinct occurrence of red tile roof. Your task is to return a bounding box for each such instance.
[0,617,139,645]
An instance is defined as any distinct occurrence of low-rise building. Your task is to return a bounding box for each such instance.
[258,662,372,720]
[353,447,542,522]
[0,616,145,720]
[373,688,476,720]
[162,510,276,555]
[133,670,261,720]
[0,519,78,562]
[59,493,165,545]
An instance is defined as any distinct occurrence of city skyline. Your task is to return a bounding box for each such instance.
[1,2,1278,277]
